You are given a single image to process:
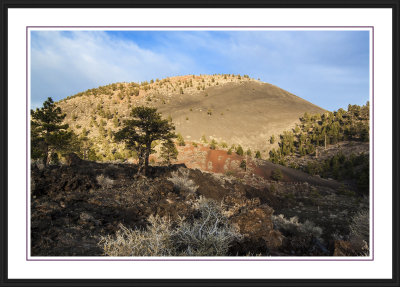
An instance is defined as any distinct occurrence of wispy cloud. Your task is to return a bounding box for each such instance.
[31,30,369,111]
[31,31,189,102]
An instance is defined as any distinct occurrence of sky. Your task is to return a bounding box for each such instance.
[30,30,370,111]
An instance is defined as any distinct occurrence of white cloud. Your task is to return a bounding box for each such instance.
[31,31,189,103]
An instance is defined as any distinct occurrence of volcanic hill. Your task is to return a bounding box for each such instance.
[57,74,325,158]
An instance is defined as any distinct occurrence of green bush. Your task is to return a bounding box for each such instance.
[177,133,185,146]
[240,160,246,170]
[210,139,217,150]
[236,145,244,156]
[271,168,283,181]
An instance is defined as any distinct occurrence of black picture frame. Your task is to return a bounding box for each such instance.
[1,0,399,286]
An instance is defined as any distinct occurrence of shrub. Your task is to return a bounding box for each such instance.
[98,197,241,256]
[96,174,114,188]
[337,186,356,197]
[240,160,246,170]
[168,168,198,194]
[177,133,185,146]
[236,145,244,156]
[174,198,242,256]
[255,151,261,159]
[271,168,283,181]
[210,139,217,150]
[99,215,175,256]
[270,135,275,144]
[349,209,369,242]
[272,214,323,240]
[225,170,235,176]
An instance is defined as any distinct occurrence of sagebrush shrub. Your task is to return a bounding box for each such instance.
[349,209,369,242]
[168,168,198,194]
[98,197,241,256]
[98,215,175,256]
[96,174,114,188]
[272,214,323,240]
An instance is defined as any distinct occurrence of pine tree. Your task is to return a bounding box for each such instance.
[270,135,275,144]
[177,133,186,146]
[31,97,72,166]
[160,140,178,165]
[236,145,244,156]
[115,106,176,176]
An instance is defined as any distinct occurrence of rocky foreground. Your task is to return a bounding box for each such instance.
[31,159,369,257]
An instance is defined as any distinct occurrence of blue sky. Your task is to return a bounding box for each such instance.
[31,30,370,111]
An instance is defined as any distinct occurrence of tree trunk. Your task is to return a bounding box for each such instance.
[136,146,146,176]
[43,144,49,167]
[143,143,151,176]
[46,148,54,166]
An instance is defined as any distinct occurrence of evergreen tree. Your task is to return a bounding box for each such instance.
[160,140,178,165]
[210,139,217,150]
[177,133,186,146]
[269,135,275,144]
[114,106,176,176]
[236,145,244,156]
[31,97,72,165]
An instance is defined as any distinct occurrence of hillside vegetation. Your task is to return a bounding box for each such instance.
[56,74,325,161]
[269,102,370,195]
